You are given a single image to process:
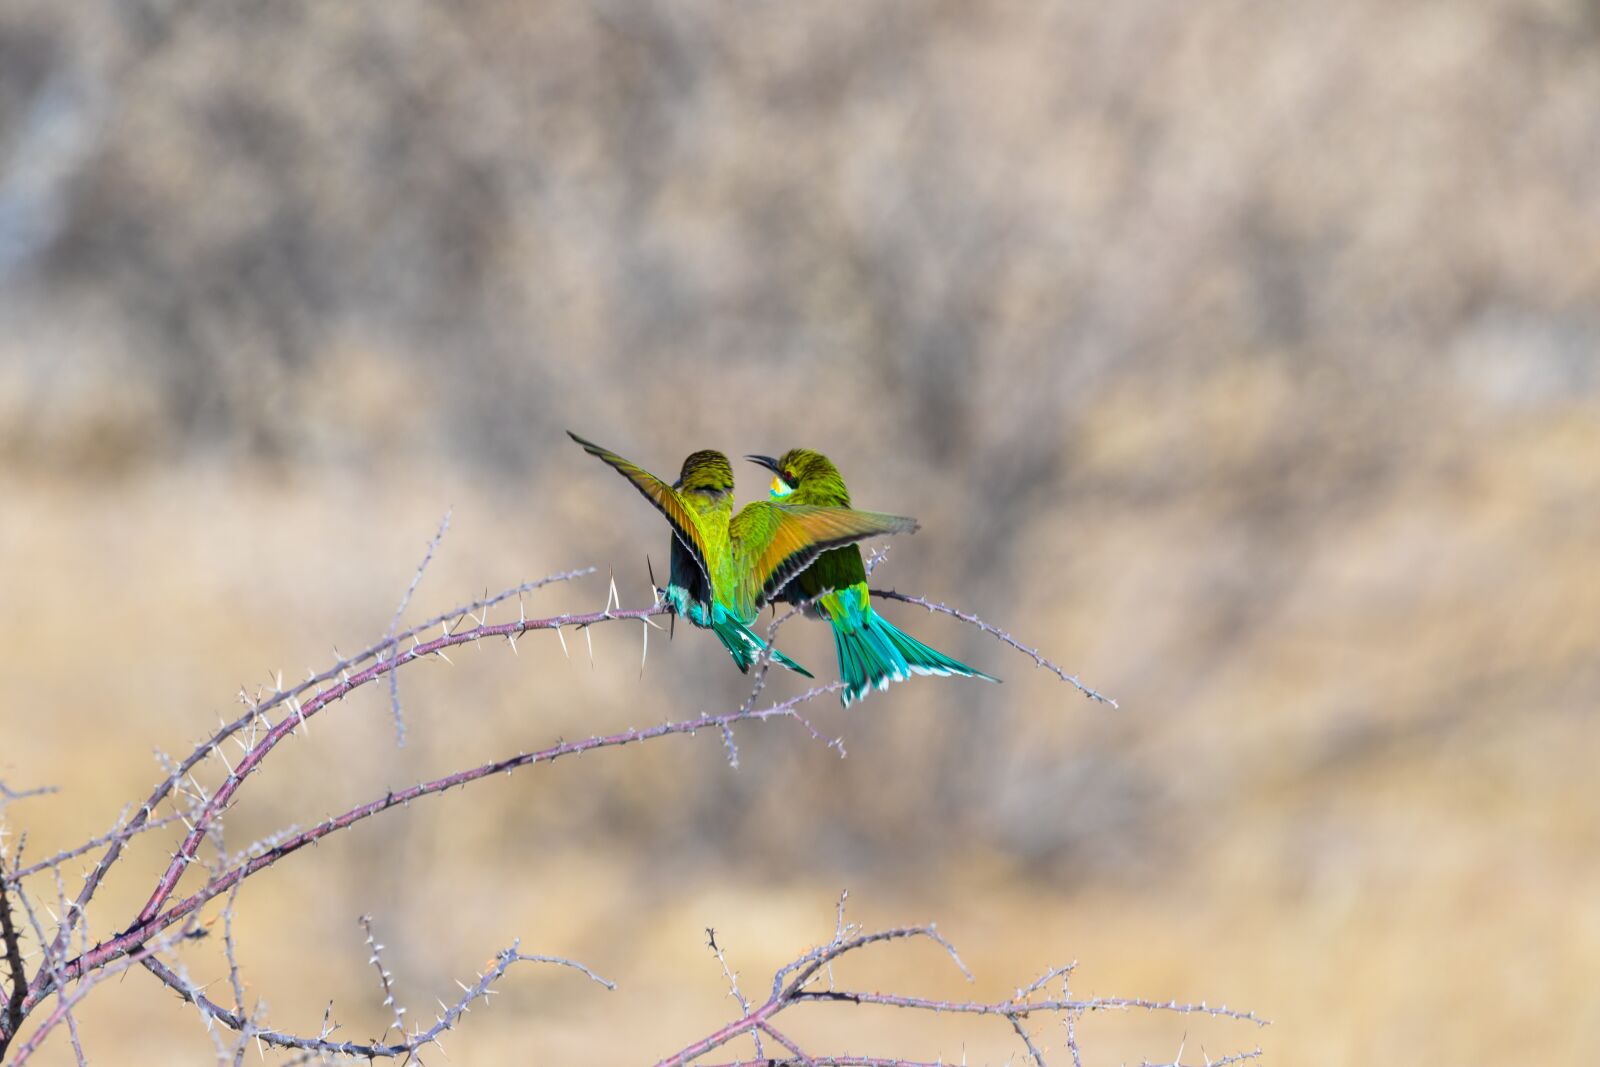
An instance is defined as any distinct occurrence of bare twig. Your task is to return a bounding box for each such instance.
[0,783,57,813]
[4,564,595,1052]
[707,927,762,1059]
[10,843,88,1066]
[35,681,848,996]
[5,811,186,886]
[1,870,26,1044]
[870,589,1117,706]
[729,589,848,764]
[794,987,1264,1024]
[695,1059,952,1067]
[221,883,247,1011]
[1139,1048,1264,1067]
[140,940,611,1059]
[45,566,592,971]
[653,903,1264,1067]
[1060,963,1084,1067]
[0,522,1165,1066]
[10,914,201,1066]
[120,593,668,940]
[360,915,408,1043]
[384,509,452,748]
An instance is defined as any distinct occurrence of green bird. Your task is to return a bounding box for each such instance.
[568,432,921,678]
[746,449,999,706]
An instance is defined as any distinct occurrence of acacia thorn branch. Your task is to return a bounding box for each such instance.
[653,905,1263,1067]
[870,588,1116,706]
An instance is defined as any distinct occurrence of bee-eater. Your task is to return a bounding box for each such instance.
[568,432,921,678]
[746,449,998,706]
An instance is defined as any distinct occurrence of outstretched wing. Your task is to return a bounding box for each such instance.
[567,431,714,588]
[731,503,918,618]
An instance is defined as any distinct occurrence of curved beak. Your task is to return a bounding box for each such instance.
[744,454,781,474]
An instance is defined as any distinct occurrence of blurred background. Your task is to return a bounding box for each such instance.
[2,1,1598,1063]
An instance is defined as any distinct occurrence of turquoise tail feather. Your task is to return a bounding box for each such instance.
[828,589,998,707]
[667,584,812,678]
[710,610,813,678]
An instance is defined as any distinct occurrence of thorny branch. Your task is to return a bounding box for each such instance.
[0,786,57,815]
[651,903,1264,1067]
[26,565,595,975]
[0,559,607,1059]
[870,588,1118,706]
[6,811,186,885]
[8,917,202,1066]
[360,915,408,1043]
[31,679,851,999]
[0,517,1149,1064]
[140,939,613,1060]
[384,509,452,748]
[0,877,24,1045]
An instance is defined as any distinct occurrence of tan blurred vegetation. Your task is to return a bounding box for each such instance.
[2,0,1599,1063]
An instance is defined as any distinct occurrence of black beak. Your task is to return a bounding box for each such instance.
[745,454,781,474]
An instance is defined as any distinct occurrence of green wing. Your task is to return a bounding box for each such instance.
[567,431,714,585]
[792,543,869,602]
[730,503,918,619]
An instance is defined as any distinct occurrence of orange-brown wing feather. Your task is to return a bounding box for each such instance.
[731,503,918,618]
[567,431,713,579]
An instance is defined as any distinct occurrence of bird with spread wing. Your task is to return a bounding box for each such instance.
[748,448,998,706]
[568,432,920,677]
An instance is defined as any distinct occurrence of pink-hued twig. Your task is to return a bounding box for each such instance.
[870,588,1117,706]
[4,811,186,886]
[652,905,1264,1067]
[360,914,408,1043]
[383,508,453,747]
[139,939,613,1060]
[8,920,199,1066]
[27,680,845,1006]
[0,523,1157,1064]
[27,566,594,985]
[0,877,25,1046]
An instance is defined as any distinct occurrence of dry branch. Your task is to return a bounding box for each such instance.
[0,519,1206,1066]
[652,907,1264,1067]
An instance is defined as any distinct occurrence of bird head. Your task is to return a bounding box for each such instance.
[745,449,847,504]
[675,450,735,496]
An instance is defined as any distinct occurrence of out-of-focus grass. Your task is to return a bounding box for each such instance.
[2,383,1596,1062]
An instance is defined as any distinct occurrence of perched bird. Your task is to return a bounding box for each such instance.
[568,432,921,678]
[747,449,998,706]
